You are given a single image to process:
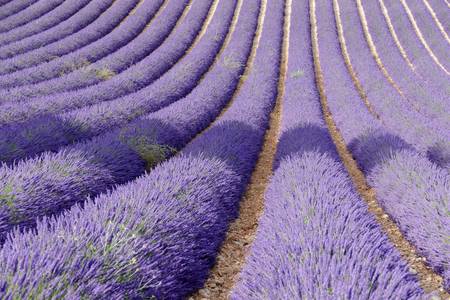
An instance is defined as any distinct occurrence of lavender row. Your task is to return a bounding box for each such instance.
[0,0,163,86]
[0,0,242,241]
[0,0,239,164]
[0,0,285,296]
[336,0,449,156]
[0,0,138,75]
[0,0,87,46]
[0,0,115,60]
[315,0,450,290]
[358,0,450,126]
[233,153,424,299]
[0,0,193,107]
[382,0,450,88]
[233,2,423,298]
[0,0,42,23]
[404,0,450,71]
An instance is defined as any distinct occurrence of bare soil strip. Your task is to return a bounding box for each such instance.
[192,0,290,299]
[332,0,381,120]
[399,0,450,75]
[422,0,450,44]
[378,0,416,72]
[310,0,449,297]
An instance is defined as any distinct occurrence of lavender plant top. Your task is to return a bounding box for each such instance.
[0,155,241,299]
[232,152,424,299]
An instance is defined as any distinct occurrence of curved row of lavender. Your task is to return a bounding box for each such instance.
[0,0,204,124]
[0,1,247,166]
[360,0,450,123]
[0,0,286,297]
[0,0,115,60]
[0,0,138,75]
[335,0,449,158]
[0,0,237,164]
[0,0,163,85]
[232,1,424,299]
[0,0,55,29]
[0,0,243,243]
[314,0,450,291]
[382,0,450,89]
[0,0,187,102]
[0,0,86,46]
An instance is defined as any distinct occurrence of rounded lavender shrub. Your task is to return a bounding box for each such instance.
[0,155,241,298]
[232,152,424,299]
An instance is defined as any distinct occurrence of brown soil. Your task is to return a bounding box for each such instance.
[191,0,290,299]
[310,0,449,298]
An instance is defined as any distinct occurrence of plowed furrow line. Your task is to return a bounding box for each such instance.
[378,0,416,72]
[422,0,450,44]
[399,0,450,75]
[310,0,448,296]
[332,0,381,120]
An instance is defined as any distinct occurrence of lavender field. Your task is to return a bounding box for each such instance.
[0,0,448,299]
